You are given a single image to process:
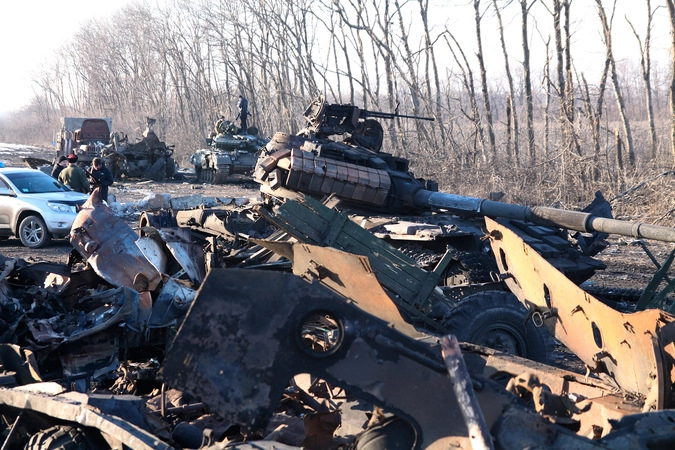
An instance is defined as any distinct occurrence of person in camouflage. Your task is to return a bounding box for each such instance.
[58,154,90,194]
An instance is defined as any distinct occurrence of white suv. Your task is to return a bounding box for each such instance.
[0,168,89,248]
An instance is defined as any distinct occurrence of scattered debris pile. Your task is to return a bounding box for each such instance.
[4,96,675,448]
[1,187,675,448]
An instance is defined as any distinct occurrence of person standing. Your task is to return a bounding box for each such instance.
[237,95,249,132]
[88,157,114,202]
[58,154,90,194]
[51,156,68,179]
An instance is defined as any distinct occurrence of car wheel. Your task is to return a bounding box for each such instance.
[19,215,51,249]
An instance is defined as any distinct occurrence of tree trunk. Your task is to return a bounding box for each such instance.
[596,0,635,168]
[474,0,496,161]
[628,0,657,161]
[493,0,518,161]
[668,0,675,167]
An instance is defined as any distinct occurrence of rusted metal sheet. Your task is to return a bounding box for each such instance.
[255,194,454,323]
[70,192,161,291]
[485,217,675,408]
[461,343,641,438]
[250,240,421,338]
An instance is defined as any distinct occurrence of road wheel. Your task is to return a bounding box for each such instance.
[441,290,553,363]
[19,215,51,249]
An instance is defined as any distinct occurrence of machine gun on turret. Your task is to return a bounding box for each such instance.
[299,94,434,151]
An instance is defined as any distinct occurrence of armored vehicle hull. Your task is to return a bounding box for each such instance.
[191,125,268,184]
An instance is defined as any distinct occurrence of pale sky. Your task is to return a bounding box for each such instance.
[0,1,670,114]
[0,0,136,113]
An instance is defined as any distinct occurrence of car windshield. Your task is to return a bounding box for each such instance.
[4,171,71,194]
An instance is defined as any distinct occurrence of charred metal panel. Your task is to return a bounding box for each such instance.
[160,268,488,448]
[486,217,675,408]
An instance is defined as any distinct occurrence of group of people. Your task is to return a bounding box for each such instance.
[51,154,114,202]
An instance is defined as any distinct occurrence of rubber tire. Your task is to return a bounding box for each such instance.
[25,425,100,450]
[441,290,553,363]
[19,215,51,249]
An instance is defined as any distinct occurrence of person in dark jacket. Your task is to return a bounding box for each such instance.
[237,95,249,132]
[88,157,114,202]
[51,155,68,179]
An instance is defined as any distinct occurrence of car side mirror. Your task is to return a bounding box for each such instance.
[0,187,15,197]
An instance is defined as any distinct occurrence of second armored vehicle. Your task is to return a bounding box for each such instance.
[54,117,112,166]
[190,119,268,183]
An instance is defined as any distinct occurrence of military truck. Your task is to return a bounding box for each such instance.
[54,117,112,166]
[190,119,268,184]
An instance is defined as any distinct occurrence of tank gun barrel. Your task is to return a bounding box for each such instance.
[360,109,435,121]
[414,191,675,242]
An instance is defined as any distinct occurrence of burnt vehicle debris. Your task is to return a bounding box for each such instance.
[190,118,269,184]
[102,117,178,181]
[3,96,675,448]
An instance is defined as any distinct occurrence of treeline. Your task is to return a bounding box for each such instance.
[4,0,675,208]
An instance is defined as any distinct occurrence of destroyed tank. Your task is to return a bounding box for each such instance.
[253,95,675,361]
[253,95,614,286]
[190,119,268,184]
[101,118,178,181]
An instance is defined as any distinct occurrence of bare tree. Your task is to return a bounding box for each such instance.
[521,0,536,162]
[667,0,675,166]
[551,0,581,156]
[627,0,658,161]
[596,0,635,168]
[473,0,496,160]
[493,0,519,160]
[444,31,486,166]
[417,0,446,146]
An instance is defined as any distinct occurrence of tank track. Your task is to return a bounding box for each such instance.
[197,165,230,184]
[581,285,643,311]
[396,244,497,286]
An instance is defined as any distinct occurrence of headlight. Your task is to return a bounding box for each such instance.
[47,202,75,213]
